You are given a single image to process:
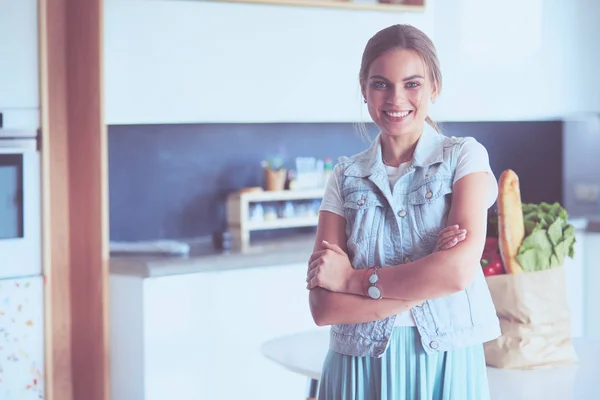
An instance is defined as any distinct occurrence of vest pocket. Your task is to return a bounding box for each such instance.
[343,190,384,269]
[343,190,384,244]
[408,178,453,243]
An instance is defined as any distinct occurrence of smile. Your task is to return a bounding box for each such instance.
[383,110,413,120]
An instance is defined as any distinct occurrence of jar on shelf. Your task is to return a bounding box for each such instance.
[263,204,279,221]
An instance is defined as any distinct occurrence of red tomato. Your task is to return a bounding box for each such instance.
[483,265,501,277]
[489,258,504,273]
[482,256,505,275]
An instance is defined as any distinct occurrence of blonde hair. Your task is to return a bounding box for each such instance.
[357,24,442,139]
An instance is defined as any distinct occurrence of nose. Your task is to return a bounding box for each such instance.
[386,85,406,105]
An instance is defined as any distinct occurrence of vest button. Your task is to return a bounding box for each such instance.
[398,210,407,217]
[425,191,433,199]
[430,341,439,349]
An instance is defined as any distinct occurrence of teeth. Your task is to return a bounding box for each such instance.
[386,111,410,118]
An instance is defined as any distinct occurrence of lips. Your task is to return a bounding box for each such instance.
[383,110,413,122]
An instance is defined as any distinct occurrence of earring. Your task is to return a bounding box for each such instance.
[363,99,367,104]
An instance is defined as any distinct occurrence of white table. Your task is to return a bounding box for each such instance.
[262,329,600,400]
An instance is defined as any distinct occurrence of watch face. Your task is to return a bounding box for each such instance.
[368,273,379,284]
[367,285,381,300]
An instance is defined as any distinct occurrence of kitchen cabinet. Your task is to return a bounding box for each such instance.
[0,276,45,399]
[0,0,39,128]
[110,262,321,400]
[585,231,600,338]
[564,223,586,338]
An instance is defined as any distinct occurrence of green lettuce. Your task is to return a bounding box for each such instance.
[516,202,576,272]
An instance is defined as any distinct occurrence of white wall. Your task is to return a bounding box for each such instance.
[0,0,39,129]
[104,0,434,124]
[573,0,600,114]
[431,0,579,121]
[104,0,600,124]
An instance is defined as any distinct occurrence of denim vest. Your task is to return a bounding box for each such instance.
[329,125,501,357]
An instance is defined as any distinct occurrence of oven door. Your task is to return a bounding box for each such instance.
[0,139,41,278]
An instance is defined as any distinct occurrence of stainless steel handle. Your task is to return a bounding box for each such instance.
[0,139,37,150]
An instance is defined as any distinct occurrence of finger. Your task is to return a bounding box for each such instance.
[436,230,465,248]
[438,233,467,250]
[438,224,460,235]
[308,257,322,273]
[308,250,327,265]
[322,240,345,255]
[438,231,466,248]
[437,227,465,242]
[437,230,467,248]
[306,267,317,283]
[439,237,459,250]
[307,275,319,290]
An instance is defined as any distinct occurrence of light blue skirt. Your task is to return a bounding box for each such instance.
[318,327,490,400]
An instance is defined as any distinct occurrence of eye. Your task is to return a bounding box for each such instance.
[372,81,388,89]
[405,81,421,89]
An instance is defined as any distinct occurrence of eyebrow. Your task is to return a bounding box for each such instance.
[369,74,425,81]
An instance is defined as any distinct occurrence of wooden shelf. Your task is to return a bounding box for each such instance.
[227,189,325,250]
[242,189,325,203]
[246,216,319,231]
[194,0,426,12]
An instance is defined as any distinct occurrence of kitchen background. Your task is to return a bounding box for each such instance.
[108,120,564,241]
[101,0,600,242]
[2,0,600,398]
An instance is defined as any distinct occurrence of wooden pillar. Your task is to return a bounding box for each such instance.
[39,0,109,399]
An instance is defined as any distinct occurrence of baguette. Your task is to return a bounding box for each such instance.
[497,169,525,274]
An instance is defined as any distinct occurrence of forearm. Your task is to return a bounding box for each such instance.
[346,247,479,302]
[381,250,473,300]
[309,287,421,326]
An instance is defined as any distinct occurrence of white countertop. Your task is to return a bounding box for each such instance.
[108,217,596,278]
[262,330,600,400]
[110,234,315,277]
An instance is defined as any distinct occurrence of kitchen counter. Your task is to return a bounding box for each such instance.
[110,217,592,278]
[108,218,595,400]
[109,238,317,400]
[110,234,315,278]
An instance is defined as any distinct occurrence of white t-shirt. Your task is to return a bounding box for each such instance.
[319,139,498,326]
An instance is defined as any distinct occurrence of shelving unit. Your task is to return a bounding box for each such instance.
[227,189,325,250]
[194,0,426,13]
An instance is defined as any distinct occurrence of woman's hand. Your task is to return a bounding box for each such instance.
[306,226,466,293]
[434,224,467,252]
[306,240,354,293]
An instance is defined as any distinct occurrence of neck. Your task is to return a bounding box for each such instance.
[380,129,422,167]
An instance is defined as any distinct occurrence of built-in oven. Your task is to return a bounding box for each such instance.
[0,130,41,277]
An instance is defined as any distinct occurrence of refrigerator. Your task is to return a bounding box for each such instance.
[0,277,44,399]
[0,130,44,399]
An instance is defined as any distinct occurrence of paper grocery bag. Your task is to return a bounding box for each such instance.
[483,266,579,369]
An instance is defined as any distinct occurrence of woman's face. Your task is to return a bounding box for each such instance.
[362,48,435,138]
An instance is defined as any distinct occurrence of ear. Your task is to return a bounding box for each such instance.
[360,82,367,103]
[430,84,438,103]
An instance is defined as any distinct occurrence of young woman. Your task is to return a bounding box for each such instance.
[306,24,500,399]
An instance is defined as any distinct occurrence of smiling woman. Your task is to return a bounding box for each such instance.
[307,24,500,400]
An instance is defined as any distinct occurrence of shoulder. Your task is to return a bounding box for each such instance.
[442,135,490,160]
[334,142,375,177]
[336,145,372,166]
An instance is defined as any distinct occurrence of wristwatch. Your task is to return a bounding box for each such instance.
[366,266,382,300]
